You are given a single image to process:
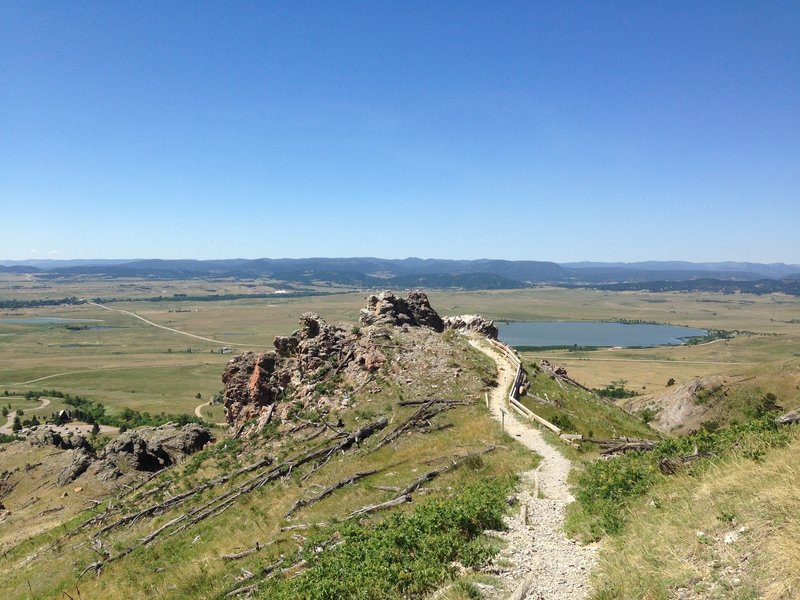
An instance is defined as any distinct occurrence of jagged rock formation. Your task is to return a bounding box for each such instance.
[359,290,444,331]
[442,314,498,339]
[222,290,500,433]
[46,423,212,486]
[222,310,388,429]
[94,423,212,481]
[30,429,93,452]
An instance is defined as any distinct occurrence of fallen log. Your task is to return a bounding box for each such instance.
[777,410,800,426]
[285,469,380,518]
[600,441,657,455]
[396,399,471,407]
[222,540,272,561]
[508,572,536,600]
[79,418,389,576]
[347,494,412,519]
[659,452,710,475]
[370,401,458,452]
[348,446,497,520]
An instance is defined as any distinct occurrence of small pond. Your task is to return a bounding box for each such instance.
[497,321,707,349]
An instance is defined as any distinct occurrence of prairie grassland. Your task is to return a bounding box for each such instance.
[590,429,800,600]
[2,284,798,417]
[0,293,367,415]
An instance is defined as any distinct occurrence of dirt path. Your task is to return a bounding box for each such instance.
[0,397,50,434]
[470,337,597,600]
[85,301,262,348]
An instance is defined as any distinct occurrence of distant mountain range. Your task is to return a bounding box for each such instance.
[1,258,798,293]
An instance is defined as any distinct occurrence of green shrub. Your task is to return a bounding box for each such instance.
[569,416,793,540]
[258,478,513,600]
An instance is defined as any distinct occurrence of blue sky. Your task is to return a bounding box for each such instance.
[1,1,798,262]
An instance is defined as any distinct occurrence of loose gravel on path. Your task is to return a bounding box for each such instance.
[470,338,598,600]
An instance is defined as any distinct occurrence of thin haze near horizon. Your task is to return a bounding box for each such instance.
[1,2,798,264]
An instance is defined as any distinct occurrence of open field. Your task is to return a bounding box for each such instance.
[2,281,799,418]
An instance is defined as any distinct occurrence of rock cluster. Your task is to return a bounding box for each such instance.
[222,310,389,429]
[222,290,500,432]
[442,314,498,339]
[94,423,212,481]
[359,291,444,331]
[44,423,212,486]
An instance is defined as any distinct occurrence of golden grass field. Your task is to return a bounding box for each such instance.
[2,277,799,417]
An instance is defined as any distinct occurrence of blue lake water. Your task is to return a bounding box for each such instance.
[0,317,103,324]
[498,321,707,348]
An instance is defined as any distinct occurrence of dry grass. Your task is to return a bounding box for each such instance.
[590,430,800,599]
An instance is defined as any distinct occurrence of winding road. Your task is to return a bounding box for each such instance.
[470,336,597,600]
[0,397,50,434]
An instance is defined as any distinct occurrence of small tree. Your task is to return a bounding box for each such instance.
[16,409,23,416]
[1,407,7,417]
[195,392,202,400]
[666,378,675,387]
[11,416,21,432]
[91,422,100,436]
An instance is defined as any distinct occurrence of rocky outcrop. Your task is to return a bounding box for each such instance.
[30,429,93,452]
[94,423,212,481]
[51,423,212,485]
[443,314,499,339]
[222,290,499,433]
[359,291,444,332]
[58,448,94,487]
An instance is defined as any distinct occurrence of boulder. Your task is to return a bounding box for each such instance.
[58,448,93,487]
[442,314,499,339]
[359,291,444,331]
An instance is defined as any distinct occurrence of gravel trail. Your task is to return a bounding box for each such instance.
[470,338,597,600]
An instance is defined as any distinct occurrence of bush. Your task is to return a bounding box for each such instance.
[569,416,793,540]
[259,478,513,599]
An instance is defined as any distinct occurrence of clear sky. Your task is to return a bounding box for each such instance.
[1,1,798,263]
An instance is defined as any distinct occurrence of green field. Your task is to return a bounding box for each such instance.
[2,279,799,419]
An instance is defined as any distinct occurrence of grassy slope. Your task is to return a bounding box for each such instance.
[0,331,538,600]
[517,360,656,441]
[590,427,800,600]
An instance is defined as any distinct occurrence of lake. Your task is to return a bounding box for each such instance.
[497,321,707,348]
[0,317,103,325]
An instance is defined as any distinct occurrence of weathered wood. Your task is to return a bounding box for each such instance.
[79,418,389,577]
[263,403,275,425]
[347,494,412,519]
[370,400,456,452]
[225,583,257,597]
[396,398,471,407]
[508,572,536,600]
[285,469,380,518]
[659,452,710,475]
[221,540,271,561]
[777,410,800,425]
[600,441,657,455]
[348,446,497,521]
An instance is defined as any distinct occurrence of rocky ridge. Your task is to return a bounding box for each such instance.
[222,290,499,433]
